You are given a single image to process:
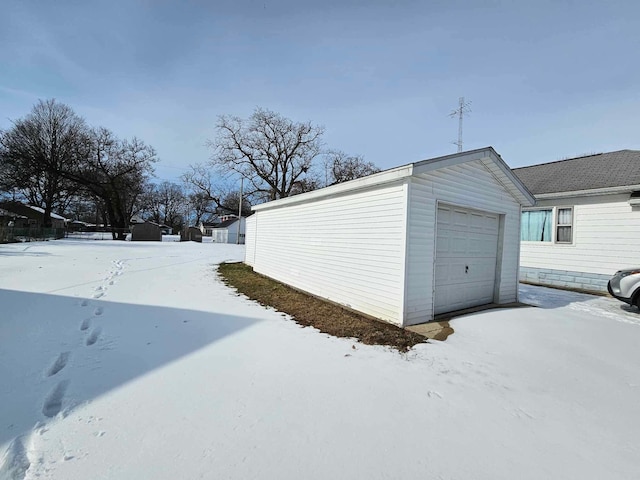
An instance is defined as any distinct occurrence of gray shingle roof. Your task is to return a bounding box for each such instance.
[512,150,640,195]
[214,218,239,229]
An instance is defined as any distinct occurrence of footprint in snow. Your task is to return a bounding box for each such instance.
[92,291,105,299]
[80,299,89,307]
[42,380,69,418]
[86,327,102,346]
[80,318,91,331]
[1,437,30,479]
[94,307,103,316]
[46,352,70,377]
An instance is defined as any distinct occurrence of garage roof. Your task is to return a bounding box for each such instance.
[253,146,535,211]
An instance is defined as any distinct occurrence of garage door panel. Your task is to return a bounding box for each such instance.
[434,205,499,315]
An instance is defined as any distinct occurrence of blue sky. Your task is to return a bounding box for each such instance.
[1,0,639,182]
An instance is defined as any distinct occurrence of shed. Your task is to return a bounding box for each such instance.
[181,226,203,242]
[245,147,534,326]
[131,221,162,241]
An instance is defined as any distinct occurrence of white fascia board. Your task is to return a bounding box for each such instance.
[535,184,640,199]
[252,165,414,211]
[412,146,536,207]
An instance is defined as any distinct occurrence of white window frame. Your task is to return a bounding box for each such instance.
[521,206,575,245]
[554,206,574,244]
[521,207,553,243]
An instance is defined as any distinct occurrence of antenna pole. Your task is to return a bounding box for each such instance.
[450,97,472,152]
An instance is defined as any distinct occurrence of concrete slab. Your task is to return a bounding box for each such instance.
[407,302,531,341]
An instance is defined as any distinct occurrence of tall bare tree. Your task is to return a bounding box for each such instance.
[0,99,87,227]
[181,164,245,214]
[209,108,324,201]
[63,128,156,239]
[141,181,187,230]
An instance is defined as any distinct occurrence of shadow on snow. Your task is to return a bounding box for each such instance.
[0,288,261,447]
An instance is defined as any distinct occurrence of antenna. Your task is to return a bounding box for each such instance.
[449,97,472,152]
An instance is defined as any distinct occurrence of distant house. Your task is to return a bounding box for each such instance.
[514,150,640,293]
[0,202,67,229]
[212,217,246,244]
[158,224,173,235]
[0,208,29,228]
[199,222,218,237]
[131,221,162,241]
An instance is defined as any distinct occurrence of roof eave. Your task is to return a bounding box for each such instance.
[252,165,414,211]
[535,184,640,199]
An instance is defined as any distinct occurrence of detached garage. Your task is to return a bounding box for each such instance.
[245,147,534,326]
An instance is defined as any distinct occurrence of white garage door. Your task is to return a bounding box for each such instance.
[434,205,500,315]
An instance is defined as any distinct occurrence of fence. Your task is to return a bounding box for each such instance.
[65,229,130,241]
[0,227,66,243]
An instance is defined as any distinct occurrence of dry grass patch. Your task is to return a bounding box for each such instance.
[218,262,427,351]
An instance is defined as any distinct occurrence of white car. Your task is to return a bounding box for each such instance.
[608,268,640,308]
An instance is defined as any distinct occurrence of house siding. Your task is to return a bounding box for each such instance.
[404,160,522,325]
[251,182,408,325]
[520,193,640,291]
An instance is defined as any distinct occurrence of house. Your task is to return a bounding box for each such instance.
[212,217,246,244]
[199,221,219,237]
[513,149,640,293]
[0,208,29,228]
[158,224,173,235]
[0,202,67,229]
[245,147,534,327]
[131,221,162,241]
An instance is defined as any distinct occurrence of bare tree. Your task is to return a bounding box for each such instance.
[0,99,88,227]
[141,181,187,230]
[63,128,156,239]
[181,164,242,214]
[186,191,214,225]
[325,150,381,185]
[209,108,325,201]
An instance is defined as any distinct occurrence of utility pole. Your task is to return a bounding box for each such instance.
[236,177,243,245]
[450,97,471,152]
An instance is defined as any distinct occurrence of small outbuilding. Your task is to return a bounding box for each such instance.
[212,217,246,244]
[181,226,203,242]
[131,221,162,241]
[245,147,535,326]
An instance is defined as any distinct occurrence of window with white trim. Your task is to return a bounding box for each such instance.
[556,207,573,243]
[521,207,574,243]
[521,209,552,241]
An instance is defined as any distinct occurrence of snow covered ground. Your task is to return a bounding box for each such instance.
[1,240,639,480]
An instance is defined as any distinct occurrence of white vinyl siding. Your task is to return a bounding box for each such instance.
[248,152,528,327]
[520,194,640,276]
[404,160,522,324]
[244,215,257,266]
[252,183,408,325]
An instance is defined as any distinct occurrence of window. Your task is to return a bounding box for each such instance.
[556,207,573,243]
[521,207,574,243]
[521,209,552,241]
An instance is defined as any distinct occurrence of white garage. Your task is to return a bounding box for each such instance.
[245,147,534,326]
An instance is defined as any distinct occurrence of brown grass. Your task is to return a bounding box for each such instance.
[217,262,427,351]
